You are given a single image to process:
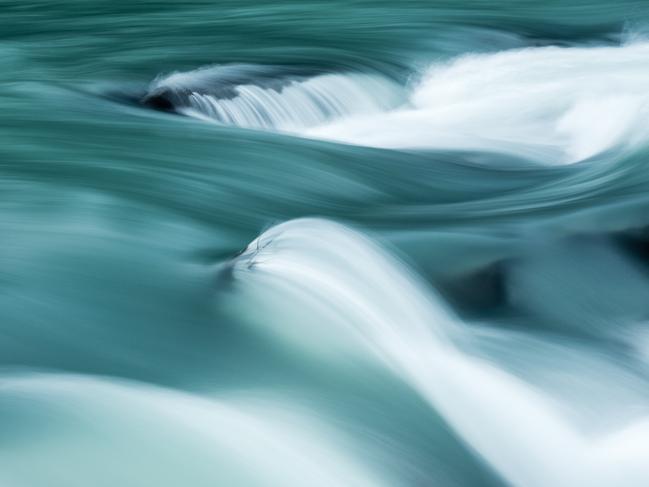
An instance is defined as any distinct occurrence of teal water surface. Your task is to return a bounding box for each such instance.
[2,2,649,486]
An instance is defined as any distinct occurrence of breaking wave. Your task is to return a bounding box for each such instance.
[144,65,406,131]
[232,218,649,487]
[146,42,649,164]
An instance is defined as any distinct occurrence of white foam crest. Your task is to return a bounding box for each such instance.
[0,373,387,487]
[233,218,649,487]
[180,73,405,131]
[309,42,649,163]
[232,218,457,367]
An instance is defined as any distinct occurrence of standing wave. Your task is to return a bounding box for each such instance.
[143,42,649,164]
[231,218,649,487]
[143,64,406,131]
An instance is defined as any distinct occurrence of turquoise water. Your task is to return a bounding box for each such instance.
[2,2,649,486]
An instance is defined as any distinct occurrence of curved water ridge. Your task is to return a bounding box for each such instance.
[145,42,649,163]
[310,41,649,163]
[0,373,386,487]
[232,218,649,487]
[144,65,406,131]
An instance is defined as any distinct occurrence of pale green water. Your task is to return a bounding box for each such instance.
[2,2,649,486]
